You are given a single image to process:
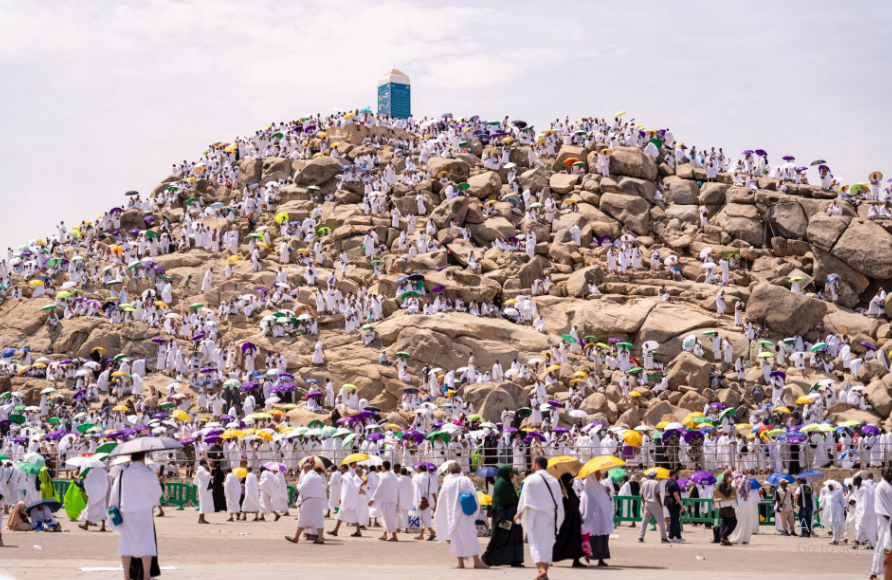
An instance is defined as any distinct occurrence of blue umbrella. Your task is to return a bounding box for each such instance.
[795,470,823,483]
[1,348,14,358]
[766,472,795,485]
[749,478,763,489]
[475,466,499,478]
[27,498,63,515]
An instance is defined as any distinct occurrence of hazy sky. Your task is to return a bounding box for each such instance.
[1,1,890,249]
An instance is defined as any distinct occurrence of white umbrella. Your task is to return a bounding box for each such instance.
[109,437,183,457]
[642,341,659,351]
[663,256,678,266]
[66,456,106,469]
[360,455,383,467]
[664,422,684,431]
[23,453,46,467]
[634,425,655,432]
[699,248,713,259]
[436,460,457,475]
[568,409,587,419]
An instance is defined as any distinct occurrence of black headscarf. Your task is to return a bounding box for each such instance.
[492,464,518,507]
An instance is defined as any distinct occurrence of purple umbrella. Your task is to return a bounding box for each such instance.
[677,478,691,490]
[402,431,424,444]
[782,155,795,161]
[662,428,684,440]
[684,430,704,443]
[755,149,767,156]
[862,425,881,436]
[241,342,256,353]
[254,288,268,293]
[786,435,806,445]
[219,415,234,422]
[204,436,222,445]
[524,432,546,443]
[240,382,259,391]
[860,341,875,350]
[279,372,294,379]
[336,417,351,424]
[192,333,205,341]
[200,367,217,373]
[547,400,564,408]
[134,424,149,432]
[742,150,754,155]
[143,216,154,223]
[769,370,786,379]
[608,337,620,343]
[11,437,26,443]
[690,471,717,485]
[60,358,73,364]
[306,391,323,399]
[264,462,287,472]
[152,413,168,419]
[151,337,166,343]
[709,402,725,409]
[179,437,196,445]
[414,462,436,471]
[504,427,518,433]
[431,285,445,293]
[281,383,296,392]
[366,432,384,441]
[109,207,123,214]
[73,389,87,400]
[552,427,569,434]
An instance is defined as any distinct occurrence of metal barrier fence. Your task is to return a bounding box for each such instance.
[38,441,877,481]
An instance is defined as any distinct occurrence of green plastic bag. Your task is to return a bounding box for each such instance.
[64,481,88,521]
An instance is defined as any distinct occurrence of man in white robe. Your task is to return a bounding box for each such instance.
[287,460,326,544]
[259,468,281,521]
[413,464,437,540]
[326,467,342,517]
[516,457,565,579]
[397,467,415,531]
[241,467,260,520]
[109,452,163,580]
[224,467,242,521]
[329,464,362,537]
[78,465,109,532]
[434,462,486,569]
[370,460,400,541]
[192,461,214,524]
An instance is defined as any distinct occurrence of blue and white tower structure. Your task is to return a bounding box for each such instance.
[377,68,411,119]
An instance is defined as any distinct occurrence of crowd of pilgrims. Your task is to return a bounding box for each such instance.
[0,108,890,522]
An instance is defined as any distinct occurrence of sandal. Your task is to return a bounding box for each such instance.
[350,532,362,537]
[284,536,299,544]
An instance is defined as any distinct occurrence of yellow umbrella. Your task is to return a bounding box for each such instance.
[655,421,670,429]
[342,452,370,465]
[645,467,670,479]
[622,431,643,446]
[317,131,329,138]
[275,212,289,224]
[111,371,127,377]
[796,394,817,405]
[256,431,273,441]
[573,371,588,378]
[546,456,582,479]
[232,468,248,478]
[28,280,44,286]
[227,255,242,263]
[172,410,189,421]
[477,491,492,506]
[775,407,791,414]
[112,405,129,412]
[383,424,403,432]
[545,365,561,374]
[269,409,285,416]
[577,456,626,480]
[154,300,168,307]
[221,430,242,439]
[735,423,753,430]
[312,152,325,158]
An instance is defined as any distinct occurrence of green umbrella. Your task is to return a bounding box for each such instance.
[8,414,24,424]
[626,366,644,374]
[159,402,175,409]
[456,182,470,191]
[811,342,828,352]
[426,431,450,443]
[395,352,411,359]
[95,442,118,454]
[40,304,57,311]
[190,303,204,310]
[757,340,774,348]
[317,227,332,235]
[516,407,532,418]
[616,342,633,349]
[720,407,736,420]
[370,259,383,264]
[648,138,663,149]
[702,330,718,336]
[48,417,61,425]
[608,468,629,483]
[399,291,418,301]
[113,354,129,362]
[14,405,26,411]
[76,423,96,434]
[561,333,577,344]
[18,462,42,475]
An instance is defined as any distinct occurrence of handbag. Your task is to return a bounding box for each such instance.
[419,478,431,511]
[108,468,125,526]
[459,491,477,516]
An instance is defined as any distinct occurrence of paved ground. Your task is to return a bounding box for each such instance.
[0,509,877,579]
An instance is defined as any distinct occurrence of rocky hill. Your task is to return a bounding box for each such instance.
[2,119,890,431]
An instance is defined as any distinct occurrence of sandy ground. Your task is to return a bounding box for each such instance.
[0,509,877,580]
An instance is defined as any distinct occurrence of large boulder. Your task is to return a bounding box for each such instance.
[812,247,869,309]
[830,219,892,279]
[294,156,342,185]
[664,178,700,205]
[769,202,808,240]
[608,147,658,181]
[427,158,470,182]
[520,166,550,191]
[806,214,850,252]
[430,196,470,229]
[464,382,530,422]
[549,173,579,194]
[665,353,712,391]
[698,183,729,205]
[565,265,605,297]
[867,376,892,417]
[466,171,502,199]
[746,283,828,335]
[599,193,651,236]
[554,145,588,171]
[470,216,516,244]
[712,204,765,247]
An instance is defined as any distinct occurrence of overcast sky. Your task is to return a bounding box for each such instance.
[1,1,890,249]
